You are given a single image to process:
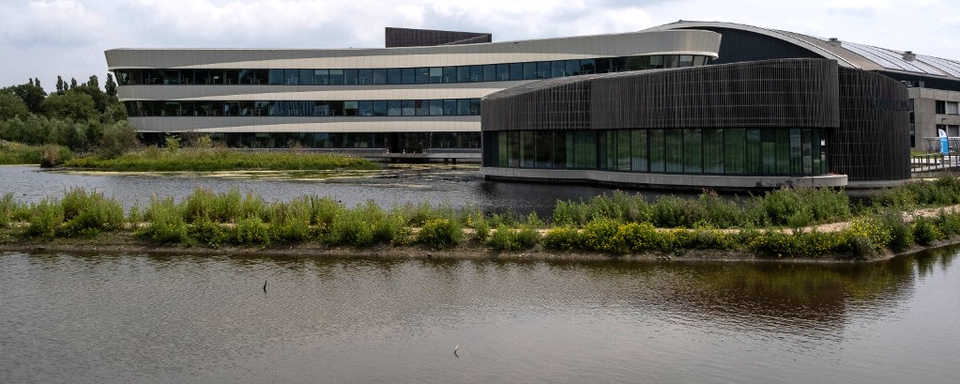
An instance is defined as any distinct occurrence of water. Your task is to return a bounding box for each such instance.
[1,249,959,383]
[0,165,629,216]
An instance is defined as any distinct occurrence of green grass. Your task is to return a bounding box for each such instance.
[0,141,72,165]
[5,177,960,259]
[64,146,378,172]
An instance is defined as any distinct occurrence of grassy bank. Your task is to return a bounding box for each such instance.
[64,146,379,172]
[0,141,72,166]
[5,178,960,260]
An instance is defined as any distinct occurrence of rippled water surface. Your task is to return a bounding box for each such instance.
[2,249,959,383]
[0,165,632,216]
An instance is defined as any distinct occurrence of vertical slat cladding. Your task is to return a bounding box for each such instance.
[385,28,492,48]
[829,68,910,181]
[591,59,839,129]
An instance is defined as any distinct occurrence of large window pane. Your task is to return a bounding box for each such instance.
[761,129,777,174]
[521,131,535,168]
[429,67,442,83]
[299,69,314,85]
[649,129,665,172]
[344,70,358,85]
[746,129,761,174]
[387,100,401,116]
[723,129,745,174]
[284,69,300,85]
[665,130,682,173]
[372,69,387,84]
[372,101,387,116]
[631,130,648,172]
[510,63,523,81]
[401,68,416,84]
[443,100,456,115]
[508,131,520,167]
[358,101,373,116]
[314,69,329,85]
[617,130,631,171]
[554,131,569,168]
[523,62,537,80]
[683,129,702,173]
[551,61,565,78]
[357,69,372,85]
[268,70,284,85]
[329,70,344,85]
[703,129,723,174]
[496,64,510,81]
[537,62,551,79]
[401,100,416,116]
[457,67,470,83]
[565,60,580,77]
[457,99,470,115]
[442,67,455,83]
[535,131,553,168]
[483,65,497,82]
[415,68,429,84]
[430,100,443,116]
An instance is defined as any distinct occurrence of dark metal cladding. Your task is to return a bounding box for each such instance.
[481,58,911,182]
[592,59,840,129]
[482,59,841,132]
[830,68,912,181]
[385,27,492,48]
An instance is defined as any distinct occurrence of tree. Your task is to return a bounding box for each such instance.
[98,120,140,158]
[69,78,78,90]
[87,75,99,89]
[56,76,64,94]
[0,92,30,120]
[42,91,97,122]
[105,74,118,97]
[1,81,47,114]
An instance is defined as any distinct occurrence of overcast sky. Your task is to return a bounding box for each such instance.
[2,0,958,90]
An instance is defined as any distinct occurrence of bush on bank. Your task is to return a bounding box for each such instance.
[64,147,378,172]
[5,178,960,258]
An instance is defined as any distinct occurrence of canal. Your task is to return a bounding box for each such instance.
[1,248,958,383]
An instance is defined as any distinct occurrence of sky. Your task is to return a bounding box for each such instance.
[1,0,959,90]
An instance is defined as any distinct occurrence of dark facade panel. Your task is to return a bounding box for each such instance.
[385,27,492,48]
[481,78,592,131]
[592,59,840,129]
[830,68,911,181]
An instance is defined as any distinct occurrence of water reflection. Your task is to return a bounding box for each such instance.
[1,249,957,383]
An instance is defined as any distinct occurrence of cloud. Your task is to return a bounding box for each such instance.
[823,0,888,17]
[0,0,106,47]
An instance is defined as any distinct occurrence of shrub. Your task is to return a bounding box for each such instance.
[326,208,376,247]
[697,191,742,228]
[234,216,271,245]
[582,218,619,253]
[874,209,913,251]
[0,193,21,228]
[58,188,124,236]
[651,195,702,228]
[487,224,539,251]
[190,215,228,248]
[542,226,583,251]
[137,204,188,243]
[23,199,63,238]
[416,218,463,250]
[761,188,806,226]
[610,222,662,253]
[912,216,943,245]
[934,209,960,237]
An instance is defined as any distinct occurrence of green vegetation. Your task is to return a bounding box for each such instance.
[64,146,378,172]
[6,178,960,260]
[1,76,126,166]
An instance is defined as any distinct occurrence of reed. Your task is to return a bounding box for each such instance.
[64,147,378,172]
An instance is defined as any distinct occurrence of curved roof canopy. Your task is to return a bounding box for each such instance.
[646,20,960,80]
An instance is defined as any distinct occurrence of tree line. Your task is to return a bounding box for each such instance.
[0,74,137,156]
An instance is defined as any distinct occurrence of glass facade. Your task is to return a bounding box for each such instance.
[149,132,482,149]
[485,128,827,176]
[113,55,712,86]
[125,98,481,117]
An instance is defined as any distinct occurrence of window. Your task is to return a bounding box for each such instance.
[358,69,372,85]
[703,129,723,174]
[416,68,430,84]
[401,68,416,84]
[936,100,946,114]
[523,62,537,80]
[344,70,359,85]
[631,130,647,172]
[948,101,959,115]
[372,69,387,84]
[284,69,299,85]
[329,70,344,85]
[683,129,702,173]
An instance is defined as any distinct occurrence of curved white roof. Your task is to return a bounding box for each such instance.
[647,20,960,80]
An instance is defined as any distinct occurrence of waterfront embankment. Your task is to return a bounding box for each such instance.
[5,178,960,261]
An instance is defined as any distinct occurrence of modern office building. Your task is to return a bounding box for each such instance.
[104,27,720,158]
[480,58,908,189]
[647,21,960,152]
[106,21,957,189]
